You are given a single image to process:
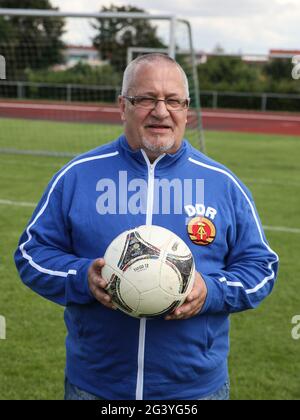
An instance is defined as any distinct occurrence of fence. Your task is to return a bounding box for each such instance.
[0,9,205,156]
[201,90,300,112]
[0,81,121,103]
[1,80,300,112]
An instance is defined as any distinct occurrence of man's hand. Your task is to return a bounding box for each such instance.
[88,258,116,310]
[165,271,207,321]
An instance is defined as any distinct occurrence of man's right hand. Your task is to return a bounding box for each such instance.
[88,258,116,310]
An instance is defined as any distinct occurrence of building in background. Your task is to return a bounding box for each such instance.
[269,49,300,59]
[53,45,105,70]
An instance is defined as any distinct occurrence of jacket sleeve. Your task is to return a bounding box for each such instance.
[14,181,95,307]
[200,188,279,315]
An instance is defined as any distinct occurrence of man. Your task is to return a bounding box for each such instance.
[15,54,279,400]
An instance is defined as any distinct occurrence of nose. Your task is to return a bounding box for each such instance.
[151,100,170,119]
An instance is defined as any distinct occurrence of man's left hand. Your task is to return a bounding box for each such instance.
[165,271,207,321]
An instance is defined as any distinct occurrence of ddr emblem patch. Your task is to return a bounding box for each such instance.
[187,217,216,246]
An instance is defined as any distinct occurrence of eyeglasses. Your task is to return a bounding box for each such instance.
[123,96,190,111]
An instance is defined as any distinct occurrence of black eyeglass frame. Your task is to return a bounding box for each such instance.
[123,95,190,111]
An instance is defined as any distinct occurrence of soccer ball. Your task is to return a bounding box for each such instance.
[102,225,195,318]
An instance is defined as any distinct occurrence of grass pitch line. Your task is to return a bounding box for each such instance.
[0,316,6,340]
[0,199,36,208]
[263,225,300,234]
[1,198,300,234]
[243,178,300,188]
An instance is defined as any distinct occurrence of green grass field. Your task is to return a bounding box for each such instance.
[0,117,299,400]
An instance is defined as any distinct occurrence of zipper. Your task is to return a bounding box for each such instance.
[142,151,166,227]
[135,150,166,401]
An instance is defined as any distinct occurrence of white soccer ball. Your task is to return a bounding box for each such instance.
[102,225,195,318]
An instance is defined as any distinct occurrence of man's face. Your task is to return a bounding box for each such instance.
[119,61,189,158]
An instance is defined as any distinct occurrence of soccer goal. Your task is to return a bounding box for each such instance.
[0,9,205,157]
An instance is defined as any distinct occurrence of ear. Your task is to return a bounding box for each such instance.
[118,95,126,121]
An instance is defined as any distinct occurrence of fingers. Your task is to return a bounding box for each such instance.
[89,273,108,290]
[92,286,116,310]
[90,258,105,274]
[165,300,201,321]
[165,271,207,321]
[88,259,117,310]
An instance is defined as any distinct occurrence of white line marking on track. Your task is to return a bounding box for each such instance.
[0,102,119,113]
[202,111,300,123]
[1,102,300,122]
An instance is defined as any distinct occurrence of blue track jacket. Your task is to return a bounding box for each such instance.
[15,136,279,400]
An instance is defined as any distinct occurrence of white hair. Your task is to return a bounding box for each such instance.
[121,53,190,97]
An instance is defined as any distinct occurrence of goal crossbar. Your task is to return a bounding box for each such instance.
[0,8,205,153]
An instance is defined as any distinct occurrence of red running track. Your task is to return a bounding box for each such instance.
[1,100,300,136]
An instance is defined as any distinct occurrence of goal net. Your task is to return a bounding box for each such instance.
[0,10,205,157]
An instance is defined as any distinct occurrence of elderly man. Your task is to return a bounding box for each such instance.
[15,54,278,400]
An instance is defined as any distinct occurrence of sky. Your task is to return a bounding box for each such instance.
[51,0,300,54]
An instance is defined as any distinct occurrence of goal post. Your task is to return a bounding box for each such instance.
[0,9,205,157]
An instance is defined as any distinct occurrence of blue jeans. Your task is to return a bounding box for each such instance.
[64,377,230,400]
[65,378,101,400]
[199,381,230,400]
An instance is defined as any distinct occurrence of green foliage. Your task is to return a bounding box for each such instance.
[198,55,298,94]
[27,62,122,86]
[25,62,122,102]
[198,56,262,91]
[263,59,293,82]
[92,4,166,72]
[0,0,53,7]
[0,0,65,79]
[197,54,300,110]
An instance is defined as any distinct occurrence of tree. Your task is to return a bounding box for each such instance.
[92,4,166,72]
[0,0,65,79]
[263,59,292,82]
[197,55,260,91]
[27,62,121,87]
